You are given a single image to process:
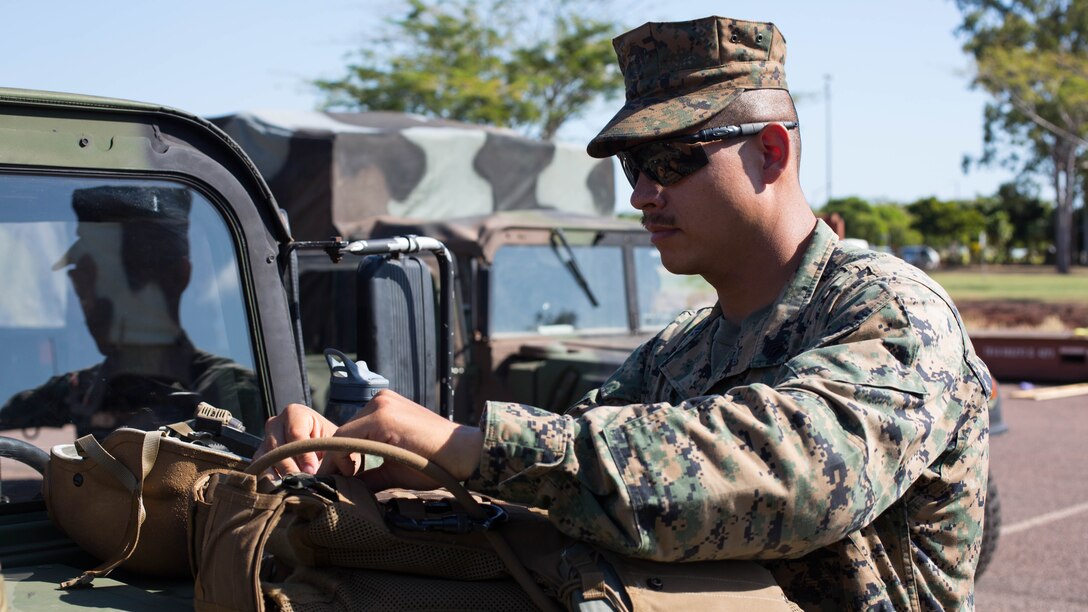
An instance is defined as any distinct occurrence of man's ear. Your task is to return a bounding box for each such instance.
[758,123,792,183]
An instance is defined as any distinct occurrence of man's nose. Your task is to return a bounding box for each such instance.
[629,173,665,211]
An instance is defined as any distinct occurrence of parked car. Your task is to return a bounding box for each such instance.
[900,244,941,270]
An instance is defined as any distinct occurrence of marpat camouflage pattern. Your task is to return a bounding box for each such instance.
[589,16,788,158]
[467,222,992,610]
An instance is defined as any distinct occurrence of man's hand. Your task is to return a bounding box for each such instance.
[320,389,485,491]
[255,403,338,476]
[255,390,484,490]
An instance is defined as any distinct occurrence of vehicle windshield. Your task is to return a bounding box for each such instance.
[489,242,715,336]
[490,244,626,335]
[0,174,260,504]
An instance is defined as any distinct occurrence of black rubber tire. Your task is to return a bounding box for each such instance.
[976,475,1001,578]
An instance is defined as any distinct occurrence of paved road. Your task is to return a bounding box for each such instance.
[975,383,1088,611]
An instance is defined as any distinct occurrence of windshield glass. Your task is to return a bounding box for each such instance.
[0,174,260,503]
[634,246,716,330]
[490,244,627,335]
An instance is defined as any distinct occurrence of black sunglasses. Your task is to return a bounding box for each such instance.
[618,121,799,188]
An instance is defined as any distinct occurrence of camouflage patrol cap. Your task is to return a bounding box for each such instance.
[587,16,788,158]
[70,185,192,226]
[53,185,192,270]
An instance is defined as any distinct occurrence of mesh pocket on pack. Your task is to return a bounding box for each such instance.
[305,504,508,580]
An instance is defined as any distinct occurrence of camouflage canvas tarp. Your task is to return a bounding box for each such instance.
[209,110,615,241]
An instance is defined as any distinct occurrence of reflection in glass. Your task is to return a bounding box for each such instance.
[0,177,261,450]
[489,245,627,335]
[634,246,716,330]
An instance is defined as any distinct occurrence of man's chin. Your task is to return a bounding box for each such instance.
[657,256,699,277]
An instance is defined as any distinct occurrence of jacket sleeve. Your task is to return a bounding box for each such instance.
[0,373,77,429]
[465,279,990,562]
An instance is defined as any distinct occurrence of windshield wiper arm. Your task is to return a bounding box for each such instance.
[550,228,599,307]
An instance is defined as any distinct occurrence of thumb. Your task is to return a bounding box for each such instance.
[316,450,362,477]
[359,463,399,492]
[295,451,322,476]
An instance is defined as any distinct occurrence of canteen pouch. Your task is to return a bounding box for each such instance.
[44,413,250,587]
[192,438,797,612]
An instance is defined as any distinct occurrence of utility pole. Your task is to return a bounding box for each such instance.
[824,74,832,205]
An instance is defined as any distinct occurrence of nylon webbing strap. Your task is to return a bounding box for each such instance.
[566,545,611,602]
[163,422,196,439]
[62,431,163,589]
[75,434,137,493]
[250,437,563,612]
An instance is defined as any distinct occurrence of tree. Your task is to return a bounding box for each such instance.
[873,203,923,250]
[955,0,1088,273]
[822,197,921,248]
[975,197,1015,261]
[991,181,1053,260]
[906,197,988,262]
[822,197,882,243]
[314,0,624,140]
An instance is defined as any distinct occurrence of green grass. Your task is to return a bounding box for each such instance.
[929,266,1088,302]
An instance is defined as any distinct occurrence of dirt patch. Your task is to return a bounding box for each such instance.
[956,300,1088,331]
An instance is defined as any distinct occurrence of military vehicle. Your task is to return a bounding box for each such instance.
[0,88,315,608]
[0,88,1003,608]
[296,211,716,424]
[204,110,716,423]
[0,88,708,608]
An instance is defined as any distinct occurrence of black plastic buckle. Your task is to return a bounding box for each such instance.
[277,473,339,501]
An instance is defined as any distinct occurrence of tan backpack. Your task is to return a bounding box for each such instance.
[44,414,251,587]
[191,437,799,612]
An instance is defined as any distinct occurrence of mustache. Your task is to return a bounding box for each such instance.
[641,213,677,229]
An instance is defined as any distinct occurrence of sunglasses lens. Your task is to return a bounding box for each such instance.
[620,141,709,187]
[619,153,641,188]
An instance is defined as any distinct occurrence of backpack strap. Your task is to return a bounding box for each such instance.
[249,438,563,612]
[61,430,162,588]
[192,469,296,612]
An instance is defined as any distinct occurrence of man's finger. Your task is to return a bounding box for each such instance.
[258,424,319,476]
[294,451,322,475]
[271,456,302,478]
[359,464,394,491]
[316,450,362,477]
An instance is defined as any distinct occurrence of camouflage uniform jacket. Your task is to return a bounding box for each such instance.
[0,335,260,439]
[468,221,992,611]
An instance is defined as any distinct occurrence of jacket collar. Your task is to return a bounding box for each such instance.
[659,220,836,396]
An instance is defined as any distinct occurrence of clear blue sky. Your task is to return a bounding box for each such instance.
[2,1,1017,211]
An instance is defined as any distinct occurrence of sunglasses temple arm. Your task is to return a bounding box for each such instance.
[690,121,799,142]
[736,121,798,136]
[738,122,771,136]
